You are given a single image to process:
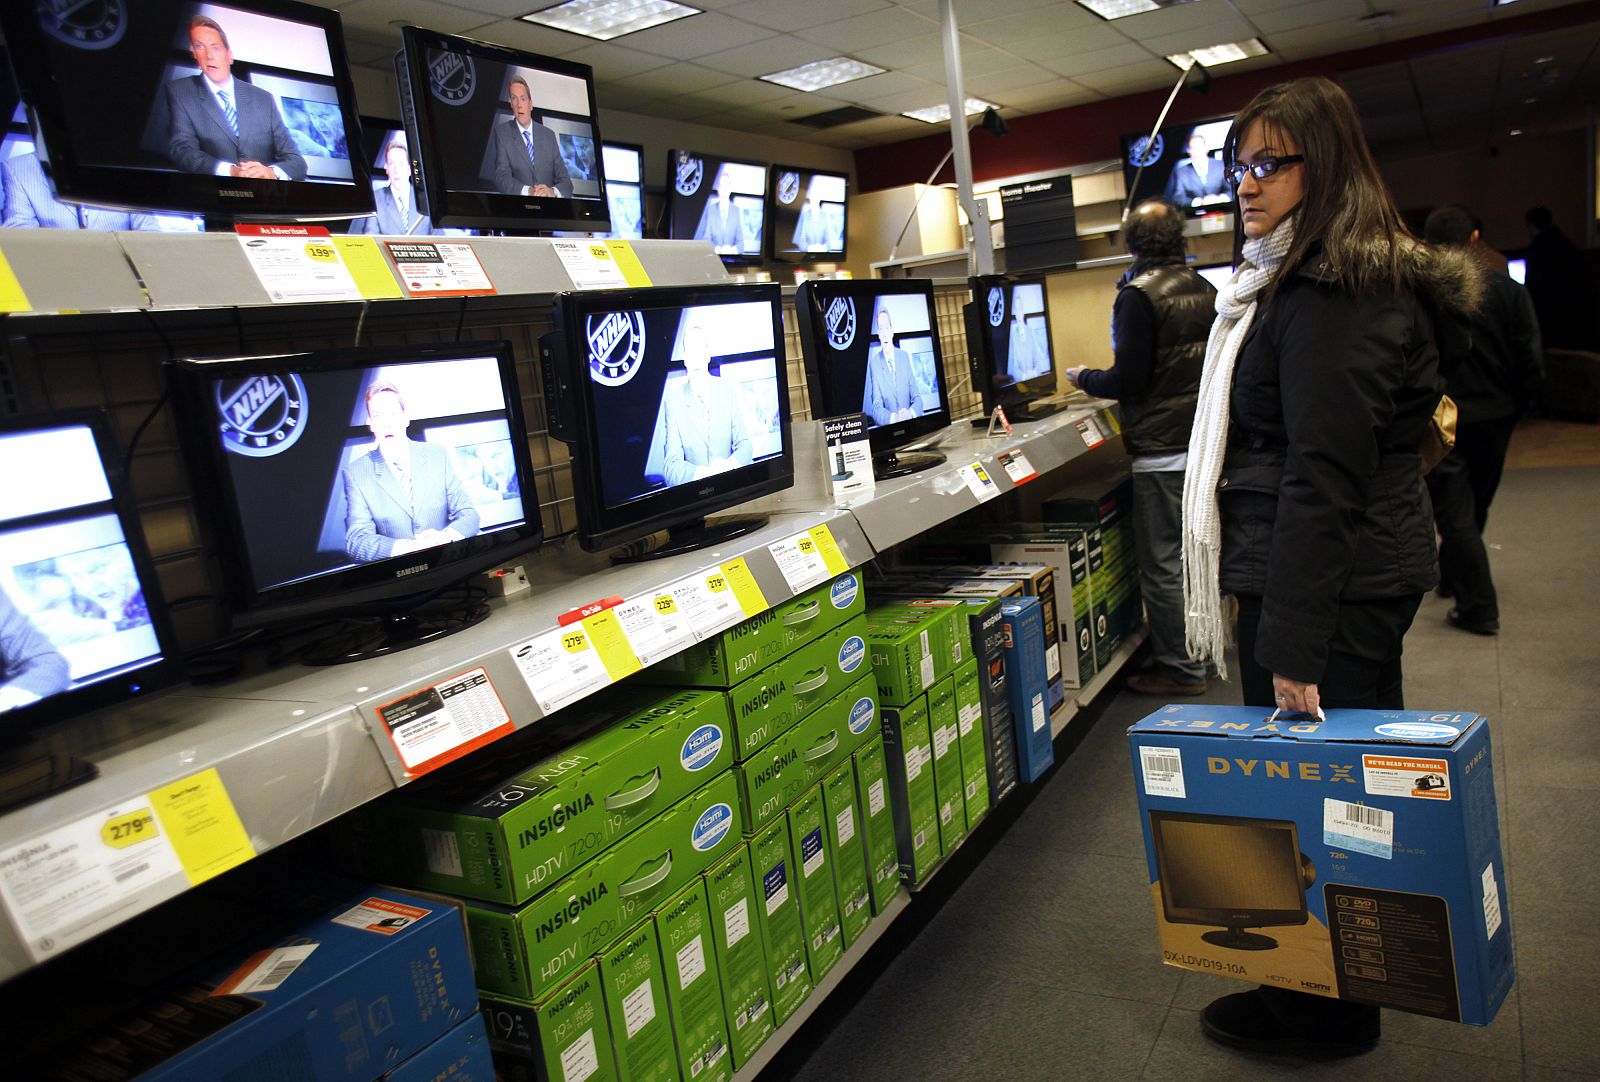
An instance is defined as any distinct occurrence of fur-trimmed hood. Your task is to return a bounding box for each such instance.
[1297,236,1487,317]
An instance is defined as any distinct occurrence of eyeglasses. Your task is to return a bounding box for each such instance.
[1224,155,1304,188]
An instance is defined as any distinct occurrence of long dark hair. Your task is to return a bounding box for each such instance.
[1227,77,1413,298]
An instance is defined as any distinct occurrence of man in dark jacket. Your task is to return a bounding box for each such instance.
[1066,200,1214,695]
[1523,206,1592,349]
[1423,205,1543,635]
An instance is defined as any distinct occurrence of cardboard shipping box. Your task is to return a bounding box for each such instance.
[747,815,813,1025]
[1128,706,1514,1026]
[480,960,617,1082]
[822,758,873,949]
[788,783,845,982]
[926,675,968,853]
[595,919,676,1082]
[999,598,1054,783]
[879,695,940,885]
[384,1014,495,1082]
[953,660,992,828]
[703,844,776,1068]
[853,738,901,914]
[655,880,734,1082]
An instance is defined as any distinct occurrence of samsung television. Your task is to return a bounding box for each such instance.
[1148,810,1316,951]
[0,411,182,805]
[396,26,608,232]
[795,278,953,480]
[168,344,542,655]
[600,142,645,240]
[541,284,793,557]
[1121,115,1235,218]
[768,164,847,263]
[0,0,374,220]
[964,275,1061,422]
[666,150,766,263]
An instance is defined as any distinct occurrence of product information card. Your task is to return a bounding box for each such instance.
[821,414,874,500]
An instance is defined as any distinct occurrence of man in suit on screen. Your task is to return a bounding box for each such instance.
[2,152,161,230]
[352,136,433,235]
[657,320,753,485]
[695,166,745,254]
[862,309,919,425]
[1162,132,1224,208]
[489,76,571,198]
[343,380,480,563]
[164,15,307,181]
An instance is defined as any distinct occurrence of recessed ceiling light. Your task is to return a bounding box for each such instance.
[1167,38,1270,70]
[1076,0,1198,20]
[760,57,886,92]
[1494,0,1524,6]
[902,98,996,124]
[521,0,702,41]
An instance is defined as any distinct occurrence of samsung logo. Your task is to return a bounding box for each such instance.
[219,188,254,198]
[395,564,429,579]
[534,883,609,943]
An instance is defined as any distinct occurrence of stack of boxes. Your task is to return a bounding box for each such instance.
[1043,474,1141,671]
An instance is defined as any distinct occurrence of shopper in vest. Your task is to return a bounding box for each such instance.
[1423,204,1543,636]
[1065,199,1213,696]
[1182,76,1481,1056]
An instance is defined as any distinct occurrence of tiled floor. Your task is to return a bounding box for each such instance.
[783,447,1599,1080]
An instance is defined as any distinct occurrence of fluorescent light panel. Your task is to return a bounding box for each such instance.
[902,98,995,124]
[760,57,886,92]
[521,0,702,41]
[1167,37,1269,70]
[1077,0,1198,20]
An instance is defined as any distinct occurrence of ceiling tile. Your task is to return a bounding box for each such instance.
[343,30,400,66]
[1003,83,1103,112]
[798,8,942,53]
[966,17,1124,55]
[853,87,960,113]
[336,0,487,37]
[1244,0,1367,36]
[696,36,839,77]
[1140,18,1262,59]
[1265,24,1388,61]
[608,63,744,96]
[904,46,1020,82]
[829,71,942,103]
[634,97,728,121]
[464,18,598,56]
[1113,0,1240,38]
[562,41,678,79]
[1072,58,1184,94]
[688,78,799,106]
[962,2,1106,46]
[965,65,1064,97]
[615,12,775,60]
[1047,42,1159,77]
[851,34,948,70]
[723,0,893,34]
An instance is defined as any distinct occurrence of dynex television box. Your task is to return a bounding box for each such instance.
[1128,706,1514,1026]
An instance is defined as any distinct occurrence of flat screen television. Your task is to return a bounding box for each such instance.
[0,0,375,221]
[600,142,644,240]
[1148,810,1315,951]
[396,26,609,233]
[794,278,953,480]
[168,343,542,658]
[541,284,793,557]
[1121,115,1235,218]
[666,150,766,263]
[768,164,847,264]
[0,411,182,804]
[1194,261,1233,291]
[964,275,1061,422]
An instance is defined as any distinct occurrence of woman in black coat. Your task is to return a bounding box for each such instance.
[1180,76,1481,1056]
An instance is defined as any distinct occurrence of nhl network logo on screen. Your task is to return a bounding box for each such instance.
[428,48,475,105]
[825,296,856,350]
[216,373,309,458]
[587,310,647,386]
[987,287,1006,327]
[777,171,800,205]
[674,154,703,197]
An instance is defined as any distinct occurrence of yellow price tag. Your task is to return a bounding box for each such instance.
[604,240,653,287]
[582,609,642,682]
[1099,406,1122,434]
[797,537,816,555]
[101,808,157,849]
[718,557,768,617]
[705,572,727,593]
[305,242,339,262]
[807,525,851,576]
[334,237,404,299]
[589,244,613,260]
[653,594,679,615]
[562,629,590,653]
[148,769,254,885]
[0,248,32,313]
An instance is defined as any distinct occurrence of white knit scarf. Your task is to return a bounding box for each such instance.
[1181,217,1298,677]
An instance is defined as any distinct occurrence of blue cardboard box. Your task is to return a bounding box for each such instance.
[1128,706,1514,1025]
[999,598,1053,783]
[384,1014,496,1081]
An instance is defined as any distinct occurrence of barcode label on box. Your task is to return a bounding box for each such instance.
[1324,798,1394,859]
[214,943,318,996]
[1139,746,1186,799]
[422,827,462,878]
[1482,862,1504,939]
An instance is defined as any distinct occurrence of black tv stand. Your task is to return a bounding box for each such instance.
[299,598,491,665]
[612,515,768,563]
[1202,927,1281,951]
[873,450,945,480]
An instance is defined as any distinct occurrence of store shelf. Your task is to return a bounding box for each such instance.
[731,889,911,1082]
[1075,627,1149,709]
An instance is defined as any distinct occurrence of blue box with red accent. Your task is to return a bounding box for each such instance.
[1128,706,1514,1025]
[384,1014,496,1081]
[999,598,1053,783]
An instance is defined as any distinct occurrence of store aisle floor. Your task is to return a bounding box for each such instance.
[786,460,1600,1082]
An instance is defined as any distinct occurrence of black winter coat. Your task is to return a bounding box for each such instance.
[1218,243,1480,683]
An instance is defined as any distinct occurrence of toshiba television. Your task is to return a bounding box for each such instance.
[1121,115,1235,218]
[168,344,542,658]
[965,275,1061,422]
[600,142,644,240]
[768,164,846,264]
[0,411,182,806]
[1148,810,1316,951]
[541,284,792,557]
[795,278,953,480]
[666,150,766,263]
[396,26,609,233]
[0,0,375,221]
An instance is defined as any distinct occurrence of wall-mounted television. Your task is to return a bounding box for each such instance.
[1148,810,1315,951]
[965,275,1060,422]
[541,284,792,557]
[666,150,766,263]
[768,164,846,264]
[397,26,608,233]
[600,142,644,241]
[0,411,181,800]
[168,343,542,656]
[795,278,953,480]
[0,0,375,221]
[1121,115,1235,218]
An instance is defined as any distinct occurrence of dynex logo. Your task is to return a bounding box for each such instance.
[216,373,308,458]
[427,48,476,105]
[987,286,1005,327]
[674,153,703,196]
[825,296,856,350]
[587,310,646,386]
[691,803,733,851]
[681,724,724,771]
